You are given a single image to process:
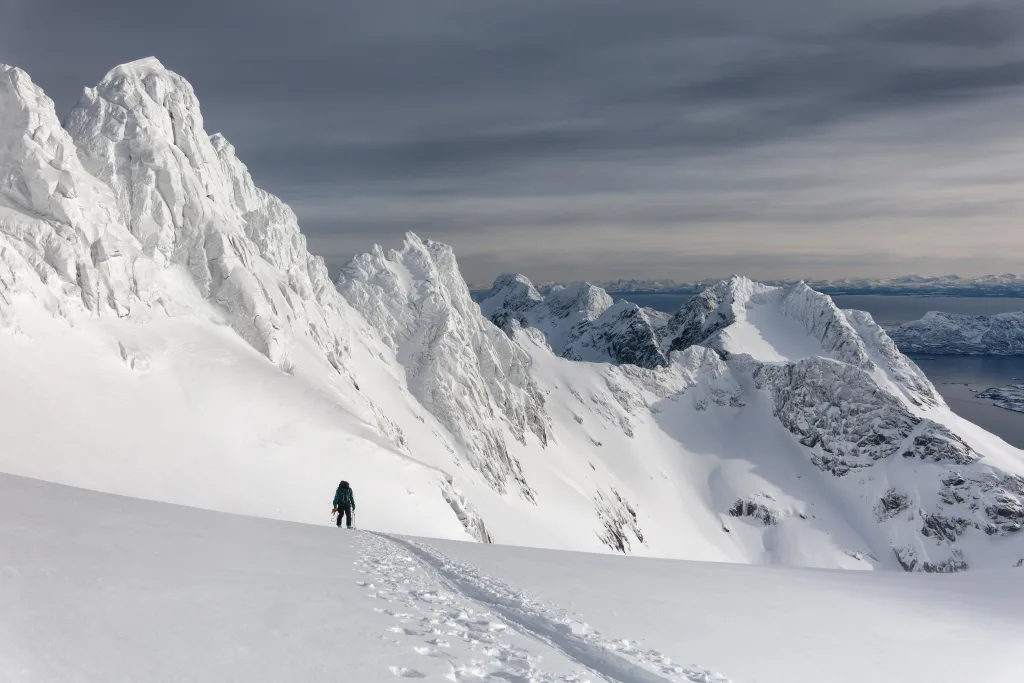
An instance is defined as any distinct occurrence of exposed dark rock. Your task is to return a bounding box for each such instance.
[753,358,978,477]
[894,547,969,573]
[920,512,972,543]
[594,488,644,552]
[985,494,1023,534]
[876,489,910,520]
[728,498,781,526]
[922,550,969,573]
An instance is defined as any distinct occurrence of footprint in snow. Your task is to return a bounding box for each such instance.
[387,665,425,678]
[424,637,450,648]
[386,626,421,636]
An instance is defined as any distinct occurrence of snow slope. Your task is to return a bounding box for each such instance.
[0,59,487,541]
[3,475,1022,683]
[888,310,1024,355]
[1,58,1023,571]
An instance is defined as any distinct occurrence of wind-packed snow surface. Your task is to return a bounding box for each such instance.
[2,59,1024,571]
[4,475,1023,683]
[888,311,1024,355]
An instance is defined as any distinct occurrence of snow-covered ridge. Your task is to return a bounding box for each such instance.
[479,273,667,368]
[2,58,1023,572]
[1,64,147,323]
[0,59,505,542]
[61,57,351,370]
[888,310,1024,355]
[492,273,1023,569]
[337,235,549,498]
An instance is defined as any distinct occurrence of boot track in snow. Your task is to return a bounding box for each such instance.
[354,530,731,682]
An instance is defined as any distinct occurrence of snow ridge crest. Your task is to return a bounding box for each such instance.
[60,58,351,370]
[480,273,667,368]
[337,233,550,498]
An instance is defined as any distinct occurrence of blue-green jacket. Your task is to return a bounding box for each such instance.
[334,483,355,509]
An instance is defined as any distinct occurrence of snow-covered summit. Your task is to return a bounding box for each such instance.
[480,273,666,368]
[661,276,940,407]
[543,281,614,321]
[888,310,1024,355]
[337,233,549,498]
[0,64,147,321]
[62,57,349,369]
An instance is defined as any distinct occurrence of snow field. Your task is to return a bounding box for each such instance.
[5,474,1022,683]
[0,475,730,683]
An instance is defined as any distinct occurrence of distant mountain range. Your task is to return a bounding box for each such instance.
[472,275,1024,297]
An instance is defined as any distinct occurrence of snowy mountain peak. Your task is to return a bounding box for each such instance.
[106,56,168,74]
[543,281,614,320]
[486,273,543,301]
[662,275,772,355]
[0,63,145,320]
[337,235,550,498]
[85,56,201,142]
[478,273,544,333]
[658,276,940,407]
[60,59,353,370]
[480,275,666,368]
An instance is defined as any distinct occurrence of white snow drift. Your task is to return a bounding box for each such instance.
[1,58,1023,572]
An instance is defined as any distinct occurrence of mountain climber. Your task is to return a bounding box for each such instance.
[333,480,355,529]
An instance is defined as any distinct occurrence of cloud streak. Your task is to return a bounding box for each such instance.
[2,0,1023,283]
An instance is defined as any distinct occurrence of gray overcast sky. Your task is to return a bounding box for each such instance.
[2,0,1023,285]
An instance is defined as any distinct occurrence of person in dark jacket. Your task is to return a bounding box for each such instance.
[332,480,355,528]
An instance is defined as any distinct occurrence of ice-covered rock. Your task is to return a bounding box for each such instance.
[888,311,1024,355]
[337,234,549,498]
[752,357,976,475]
[0,64,149,322]
[64,58,349,370]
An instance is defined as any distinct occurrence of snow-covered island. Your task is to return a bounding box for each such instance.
[977,384,1024,413]
[888,311,1024,355]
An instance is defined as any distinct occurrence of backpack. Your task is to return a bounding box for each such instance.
[335,482,354,508]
